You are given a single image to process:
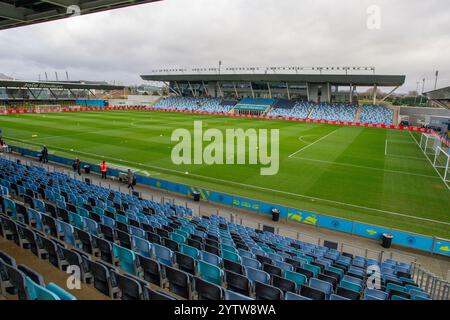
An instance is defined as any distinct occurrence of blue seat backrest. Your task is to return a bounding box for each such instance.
[246,267,270,284]
[201,251,221,267]
[46,282,77,300]
[26,277,60,300]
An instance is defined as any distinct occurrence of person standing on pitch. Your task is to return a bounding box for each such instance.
[127,169,135,190]
[100,160,108,179]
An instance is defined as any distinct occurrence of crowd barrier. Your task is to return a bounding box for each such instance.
[0,105,431,133]
[7,145,450,258]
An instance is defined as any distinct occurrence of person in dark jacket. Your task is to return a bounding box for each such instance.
[127,169,135,190]
[72,158,81,176]
[41,145,48,163]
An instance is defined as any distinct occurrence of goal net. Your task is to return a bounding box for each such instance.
[34,105,62,113]
[419,133,441,156]
[0,106,7,115]
[433,146,450,182]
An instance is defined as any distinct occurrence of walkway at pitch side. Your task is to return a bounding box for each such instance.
[2,153,449,280]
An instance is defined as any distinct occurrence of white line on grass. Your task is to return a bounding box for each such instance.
[288,128,340,158]
[26,119,151,142]
[384,140,427,161]
[298,135,321,144]
[385,154,428,161]
[289,156,440,179]
[409,131,450,191]
[7,136,450,226]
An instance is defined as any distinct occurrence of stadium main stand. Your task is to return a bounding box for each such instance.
[0,158,428,300]
[151,97,394,125]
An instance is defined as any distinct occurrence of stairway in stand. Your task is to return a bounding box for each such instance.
[354,105,363,123]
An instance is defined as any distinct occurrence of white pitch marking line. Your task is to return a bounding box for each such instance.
[289,128,340,158]
[409,131,450,191]
[290,156,440,179]
[385,154,428,161]
[384,139,427,160]
[298,135,321,144]
[26,119,151,142]
[7,136,450,226]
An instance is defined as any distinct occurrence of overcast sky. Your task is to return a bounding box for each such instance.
[0,0,449,92]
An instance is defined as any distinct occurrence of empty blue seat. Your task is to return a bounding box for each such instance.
[309,278,333,299]
[152,243,174,266]
[113,244,138,275]
[221,249,241,263]
[340,280,362,293]
[132,236,152,258]
[274,260,293,272]
[83,217,98,235]
[342,275,363,287]
[129,226,145,238]
[46,283,77,300]
[56,220,76,246]
[27,209,43,231]
[180,243,200,259]
[242,256,261,270]
[284,270,307,287]
[197,260,224,286]
[246,267,270,285]
[26,277,60,300]
[69,212,84,229]
[364,288,388,300]
[201,251,221,267]
[3,198,16,218]
[170,232,186,244]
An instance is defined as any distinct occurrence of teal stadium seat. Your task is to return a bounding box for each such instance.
[197,260,224,286]
[46,283,77,300]
[113,244,138,275]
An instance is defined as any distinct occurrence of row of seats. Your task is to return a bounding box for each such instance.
[267,101,312,119]
[360,105,394,125]
[0,250,76,300]
[151,97,394,125]
[309,103,357,122]
[152,97,231,113]
[0,158,428,300]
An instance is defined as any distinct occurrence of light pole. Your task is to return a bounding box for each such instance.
[218,60,222,75]
[434,70,439,90]
[419,78,425,105]
[414,81,420,105]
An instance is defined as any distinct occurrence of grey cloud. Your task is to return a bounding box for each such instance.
[0,0,449,91]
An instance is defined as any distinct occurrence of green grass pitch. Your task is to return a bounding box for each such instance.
[1,110,449,238]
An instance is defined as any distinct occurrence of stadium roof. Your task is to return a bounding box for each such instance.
[424,86,450,100]
[141,73,406,87]
[0,79,125,90]
[0,0,161,30]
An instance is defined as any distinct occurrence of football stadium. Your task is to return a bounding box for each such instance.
[0,0,449,307]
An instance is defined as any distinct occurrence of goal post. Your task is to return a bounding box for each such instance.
[34,105,62,113]
[433,146,450,182]
[419,133,441,156]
